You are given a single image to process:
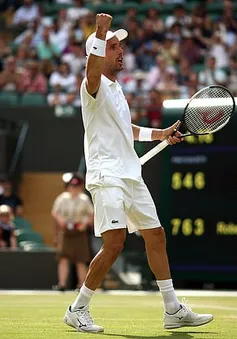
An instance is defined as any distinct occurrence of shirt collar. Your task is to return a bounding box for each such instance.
[102,74,120,88]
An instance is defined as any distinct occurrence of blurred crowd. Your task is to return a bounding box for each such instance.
[0,0,236,127]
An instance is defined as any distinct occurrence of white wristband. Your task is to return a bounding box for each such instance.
[139,127,153,141]
[90,37,106,57]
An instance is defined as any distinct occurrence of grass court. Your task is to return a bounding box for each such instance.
[0,291,237,339]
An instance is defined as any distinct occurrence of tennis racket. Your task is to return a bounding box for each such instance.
[140,85,235,165]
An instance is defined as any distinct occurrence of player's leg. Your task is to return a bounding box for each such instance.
[128,180,213,328]
[141,227,213,328]
[84,228,127,290]
[64,228,126,332]
[140,227,181,314]
[64,184,127,332]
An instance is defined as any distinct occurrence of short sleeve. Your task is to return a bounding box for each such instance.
[80,78,105,110]
[51,194,64,214]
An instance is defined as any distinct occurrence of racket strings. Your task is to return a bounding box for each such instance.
[184,87,234,134]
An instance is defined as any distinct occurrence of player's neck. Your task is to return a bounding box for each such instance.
[103,71,117,83]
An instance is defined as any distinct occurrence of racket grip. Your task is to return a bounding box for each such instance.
[140,139,169,165]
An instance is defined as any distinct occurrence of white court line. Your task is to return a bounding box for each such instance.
[105,290,237,297]
[0,289,237,297]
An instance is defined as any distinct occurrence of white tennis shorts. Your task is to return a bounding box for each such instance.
[89,176,161,237]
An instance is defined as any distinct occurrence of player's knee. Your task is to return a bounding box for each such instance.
[104,242,124,260]
[145,227,167,251]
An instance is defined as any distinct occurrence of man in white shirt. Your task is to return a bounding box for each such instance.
[64,13,213,333]
[199,56,227,88]
[13,0,39,26]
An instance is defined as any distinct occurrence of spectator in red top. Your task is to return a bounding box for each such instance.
[0,56,23,92]
[179,30,202,66]
[145,89,163,128]
[20,60,47,94]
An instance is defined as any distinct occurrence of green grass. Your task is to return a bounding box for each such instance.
[0,293,237,339]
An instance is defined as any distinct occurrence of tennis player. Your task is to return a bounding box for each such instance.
[64,13,213,333]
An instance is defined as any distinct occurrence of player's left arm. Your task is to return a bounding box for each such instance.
[132,122,182,144]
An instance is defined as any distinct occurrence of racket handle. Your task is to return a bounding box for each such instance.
[140,139,169,165]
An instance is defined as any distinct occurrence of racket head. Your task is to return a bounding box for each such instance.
[183,85,235,136]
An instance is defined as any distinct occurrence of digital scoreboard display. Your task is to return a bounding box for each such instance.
[159,109,237,286]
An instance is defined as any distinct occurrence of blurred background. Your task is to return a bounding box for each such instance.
[0,0,237,292]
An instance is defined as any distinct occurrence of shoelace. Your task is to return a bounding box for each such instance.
[181,298,196,315]
[79,309,94,326]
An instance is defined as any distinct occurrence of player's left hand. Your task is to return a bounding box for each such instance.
[161,120,184,145]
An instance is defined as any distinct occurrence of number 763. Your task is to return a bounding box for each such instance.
[171,218,205,236]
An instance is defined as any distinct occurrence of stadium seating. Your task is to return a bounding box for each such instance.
[14,216,32,230]
[15,229,44,245]
[20,93,47,106]
[0,91,19,106]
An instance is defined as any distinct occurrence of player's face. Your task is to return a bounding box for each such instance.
[105,36,124,73]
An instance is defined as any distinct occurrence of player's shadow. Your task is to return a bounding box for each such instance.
[99,331,217,339]
[98,331,193,339]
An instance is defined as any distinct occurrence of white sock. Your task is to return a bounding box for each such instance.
[156,279,180,314]
[71,284,95,311]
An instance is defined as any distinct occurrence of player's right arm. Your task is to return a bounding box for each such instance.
[86,13,112,96]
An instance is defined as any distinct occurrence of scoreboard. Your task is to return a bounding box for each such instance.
[158,107,237,286]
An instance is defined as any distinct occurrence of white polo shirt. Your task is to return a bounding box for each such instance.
[80,75,142,189]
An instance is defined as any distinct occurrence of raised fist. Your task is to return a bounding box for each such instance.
[96,13,112,33]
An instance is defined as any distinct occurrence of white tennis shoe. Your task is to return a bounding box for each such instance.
[64,306,104,333]
[164,302,213,329]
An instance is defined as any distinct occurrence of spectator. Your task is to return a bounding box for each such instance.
[209,32,229,69]
[145,7,165,36]
[73,18,85,43]
[37,28,61,62]
[0,56,23,92]
[179,30,202,66]
[51,174,93,291]
[159,34,179,66]
[15,45,31,69]
[20,60,48,94]
[0,205,17,249]
[47,84,67,106]
[13,0,39,27]
[80,11,96,39]
[49,62,77,92]
[145,89,163,128]
[136,40,159,71]
[218,0,237,36]
[14,19,43,48]
[62,33,78,54]
[123,6,138,31]
[168,22,182,43]
[165,4,190,29]
[0,37,11,62]
[0,179,23,217]
[49,18,69,53]
[177,58,196,98]
[62,44,86,75]
[56,0,73,4]
[67,0,90,24]
[57,8,72,32]
[229,56,237,94]
[199,56,228,87]
[145,55,176,91]
[156,71,179,99]
[66,91,81,107]
[177,58,195,87]
[133,70,148,98]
